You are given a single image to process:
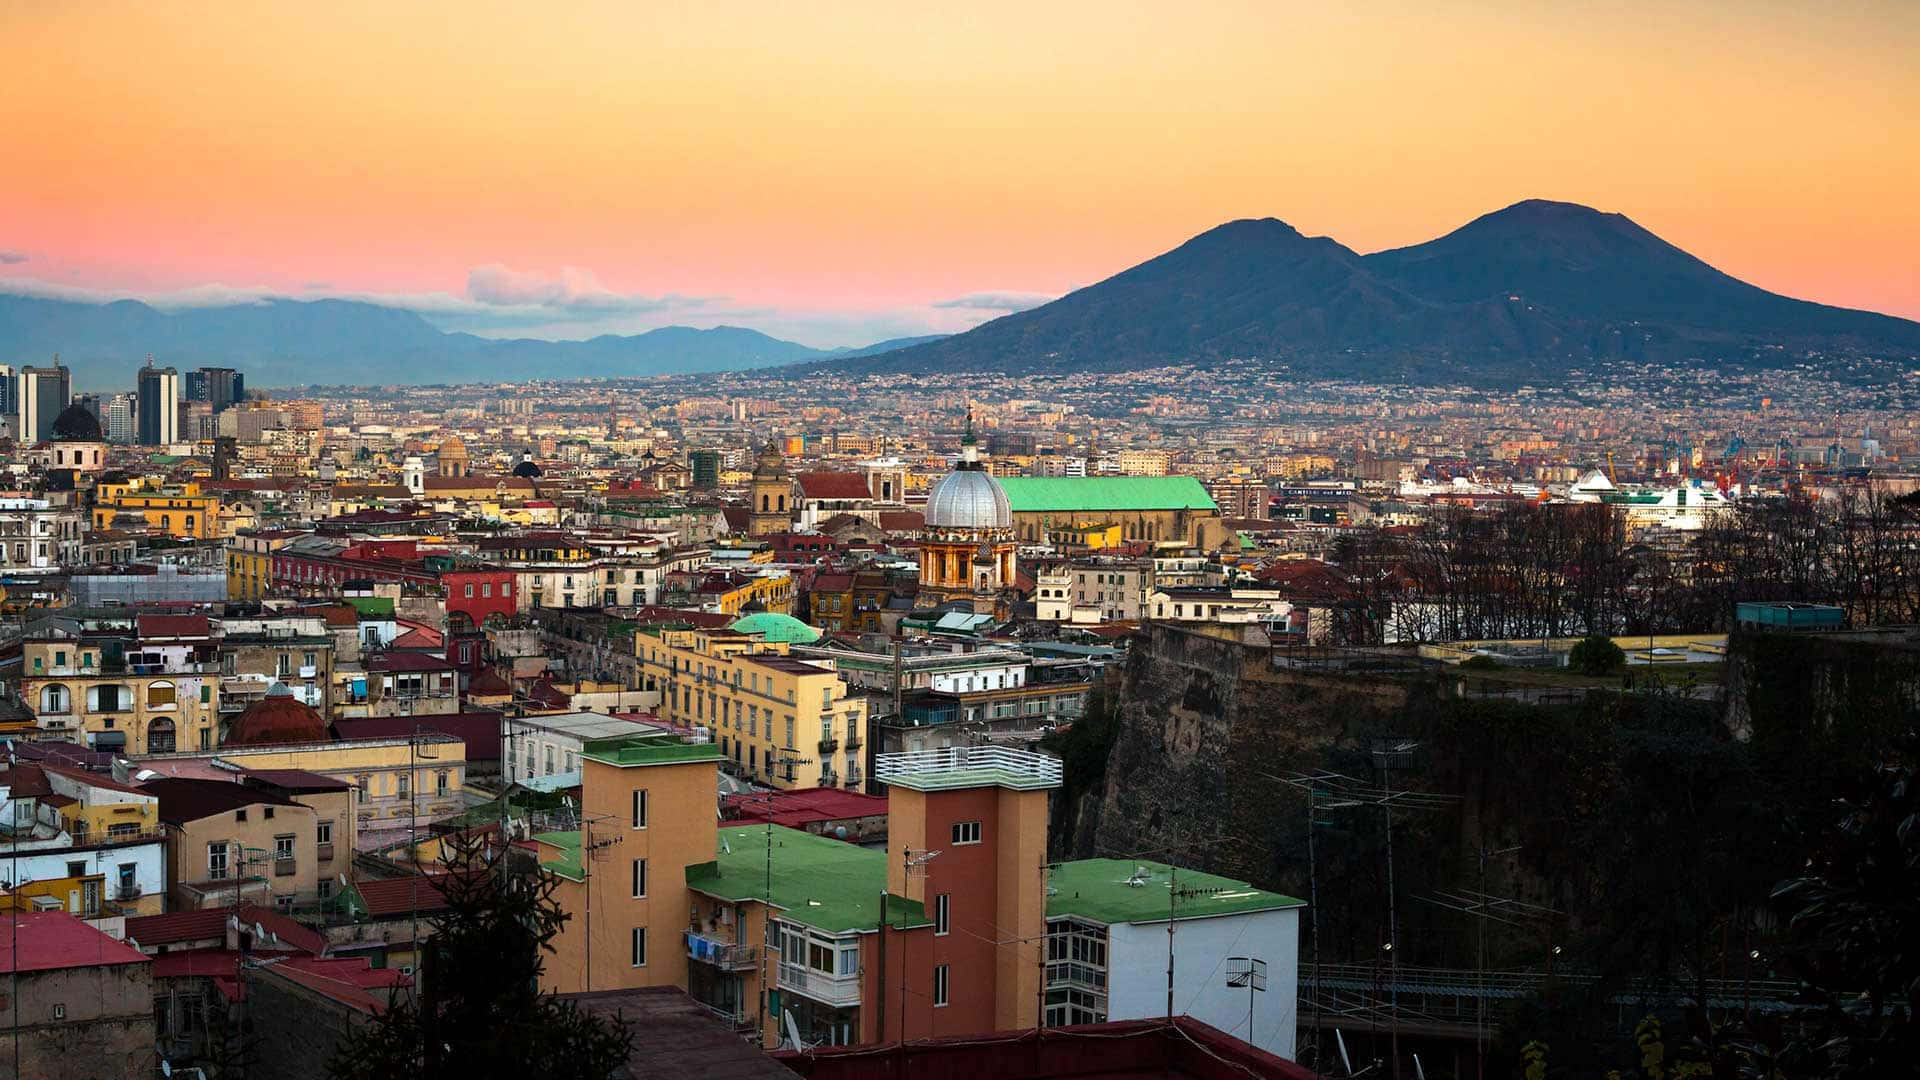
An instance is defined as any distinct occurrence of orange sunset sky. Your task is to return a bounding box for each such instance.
[2,1,1916,346]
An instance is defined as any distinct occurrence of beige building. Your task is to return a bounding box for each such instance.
[148,777,329,911]
[637,627,867,790]
[21,618,222,755]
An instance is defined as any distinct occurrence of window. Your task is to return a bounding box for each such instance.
[200,685,211,704]
[951,821,982,845]
[66,860,86,879]
[303,652,317,670]
[631,858,648,898]
[464,584,474,598]
[502,582,511,597]
[317,821,333,846]
[39,685,69,713]
[236,809,248,822]
[933,964,950,1007]
[274,834,294,860]
[481,583,492,598]
[935,893,950,936]
[356,776,369,803]
[436,771,448,796]
[208,843,229,879]
[631,927,647,967]
[397,773,410,799]
[318,879,333,900]
[263,806,274,819]
[147,682,176,707]
[631,789,648,829]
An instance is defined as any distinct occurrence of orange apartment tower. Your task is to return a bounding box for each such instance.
[538,732,724,994]
[867,746,1058,1040]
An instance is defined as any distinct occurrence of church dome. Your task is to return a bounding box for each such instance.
[925,413,1010,530]
[926,469,1011,529]
[224,683,328,746]
[512,455,543,479]
[51,403,102,442]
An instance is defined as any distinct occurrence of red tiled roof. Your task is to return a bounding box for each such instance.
[332,712,503,762]
[137,613,212,639]
[369,650,455,673]
[259,961,389,1015]
[347,874,454,919]
[144,777,302,825]
[877,510,924,532]
[240,769,350,794]
[723,787,888,829]
[0,764,52,798]
[797,472,873,501]
[0,912,149,974]
[125,907,229,947]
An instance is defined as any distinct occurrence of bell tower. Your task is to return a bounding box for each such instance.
[748,441,791,537]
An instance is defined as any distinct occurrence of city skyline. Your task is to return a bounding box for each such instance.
[3,1,1916,347]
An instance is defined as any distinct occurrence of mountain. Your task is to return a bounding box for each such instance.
[829,200,1920,381]
[0,296,880,387]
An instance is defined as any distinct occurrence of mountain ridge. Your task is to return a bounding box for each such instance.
[0,295,938,387]
[825,199,1920,381]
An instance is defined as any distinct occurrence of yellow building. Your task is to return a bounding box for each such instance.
[145,734,469,837]
[226,529,302,600]
[91,479,227,538]
[22,636,221,755]
[537,732,725,995]
[636,627,866,790]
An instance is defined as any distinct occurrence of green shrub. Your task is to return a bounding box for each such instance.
[1569,634,1627,676]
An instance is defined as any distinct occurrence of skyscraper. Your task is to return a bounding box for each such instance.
[185,367,245,413]
[137,361,180,446]
[16,362,72,445]
[104,393,137,443]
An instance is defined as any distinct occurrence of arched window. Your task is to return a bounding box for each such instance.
[39,685,70,714]
[147,681,177,708]
[760,494,769,512]
[147,718,176,754]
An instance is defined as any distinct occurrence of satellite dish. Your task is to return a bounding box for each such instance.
[783,1009,810,1052]
[162,1062,173,1078]
[719,836,731,855]
[833,825,848,840]
[134,769,160,782]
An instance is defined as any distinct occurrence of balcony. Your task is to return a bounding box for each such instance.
[779,962,862,1007]
[686,932,760,972]
[845,770,864,788]
[316,842,335,862]
[843,733,862,752]
[115,885,142,902]
[817,736,839,753]
[273,857,296,877]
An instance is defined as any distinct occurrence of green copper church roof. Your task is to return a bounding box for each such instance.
[996,476,1218,514]
[729,612,822,644]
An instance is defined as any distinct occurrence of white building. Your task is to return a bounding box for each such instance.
[501,710,671,786]
[0,497,86,572]
[1046,859,1303,1059]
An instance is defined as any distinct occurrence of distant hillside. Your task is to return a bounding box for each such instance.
[0,295,910,388]
[826,200,1920,382]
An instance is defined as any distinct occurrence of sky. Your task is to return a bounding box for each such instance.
[2,1,1916,347]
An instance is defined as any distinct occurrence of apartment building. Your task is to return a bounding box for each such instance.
[90,479,226,538]
[0,762,167,918]
[20,615,223,754]
[146,778,325,911]
[0,497,86,572]
[538,731,728,996]
[502,711,667,786]
[638,627,867,791]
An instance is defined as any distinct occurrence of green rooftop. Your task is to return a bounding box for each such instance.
[536,830,583,881]
[345,595,396,617]
[1047,859,1302,926]
[730,612,822,644]
[582,733,724,768]
[997,476,1219,515]
[687,824,929,934]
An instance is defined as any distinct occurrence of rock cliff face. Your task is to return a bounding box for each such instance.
[1076,624,1412,888]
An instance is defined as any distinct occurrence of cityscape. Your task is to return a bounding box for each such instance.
[2,4,1918,1080]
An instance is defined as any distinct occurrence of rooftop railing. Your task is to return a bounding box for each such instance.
[873,746,1062,792]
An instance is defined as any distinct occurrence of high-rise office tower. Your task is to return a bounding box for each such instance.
[0,365,15,427]
[185,367,245,413]
[137,361,180,446]
[16,362,72,445]
[104,393,137,443]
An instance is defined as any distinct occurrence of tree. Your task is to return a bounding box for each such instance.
[329,832,633,1080]
[1770,744,1920,1079]
[1569,634,1626,676]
